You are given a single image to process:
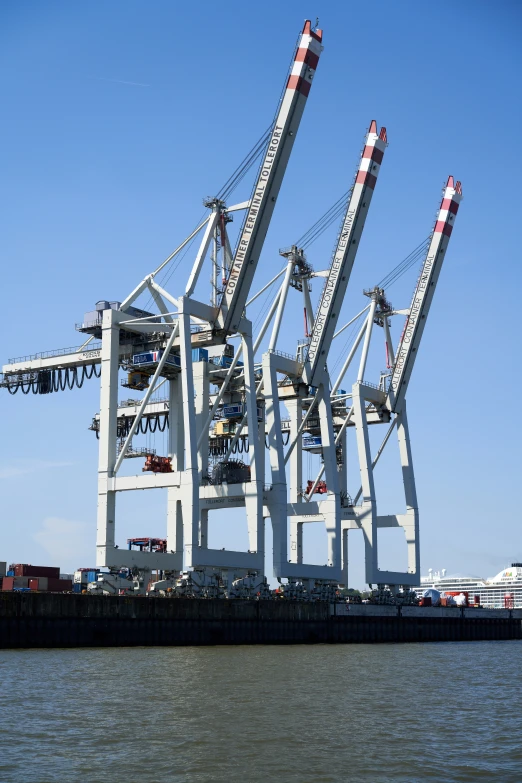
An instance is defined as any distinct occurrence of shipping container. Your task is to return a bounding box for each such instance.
[4,577,31,589]
[0,562,6,578]
[29,579,39,591]
[74,569,99,584]
[2,577,14,591]
[211,355,243,369]
[132,350,180,369]
[12,564,60,579]
[222,404,263,420]
[223,403,243,418]
[303,436,322,453]
[47,578,72,592]
[192,348,208,362]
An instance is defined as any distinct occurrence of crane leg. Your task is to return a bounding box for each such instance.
[167,377,184,556]
[396,402,420,579]
[178,299,200,570]
[96,308,120,567]
[317,384,341,569]
[242,327,264,558]
[262,352,288,577]
[352,382,379,584]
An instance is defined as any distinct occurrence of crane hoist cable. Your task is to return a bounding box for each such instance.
[217,125,273,202]
[295,189,352,249]
[218,29,301,203]
[377,236,431,290]
[142,123,278,313]
[218,25,302,206]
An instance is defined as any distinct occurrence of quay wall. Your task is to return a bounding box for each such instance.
[1,593,521,648]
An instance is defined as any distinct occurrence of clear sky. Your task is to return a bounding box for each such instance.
[1,1,521,586]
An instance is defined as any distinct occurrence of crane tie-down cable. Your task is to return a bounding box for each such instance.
[5,364,101,395]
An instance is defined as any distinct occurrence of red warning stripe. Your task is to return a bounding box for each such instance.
[355,171,377,189]
[440,198,460,215]
[362,145,384,165]
[286,75,312,96]
[434,221,453,237]
[294,47,320,70]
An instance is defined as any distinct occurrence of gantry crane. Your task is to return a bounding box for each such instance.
[88,19,323,592]
[339,175,463,589]
[1,19,463,600]
[259,120,388,586]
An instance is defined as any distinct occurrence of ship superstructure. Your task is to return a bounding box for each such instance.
[417,564,522,608]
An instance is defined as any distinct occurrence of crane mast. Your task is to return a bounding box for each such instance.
[306,121,387,386]
[387,176,462,412]
[215,20,323,335]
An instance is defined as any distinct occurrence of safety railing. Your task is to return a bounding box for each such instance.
[8,343,102,365]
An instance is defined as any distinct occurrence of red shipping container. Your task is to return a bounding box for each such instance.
[2,577,14,591]
[47,578,72,592]
[29,579,39,591]
[12,564,60,579]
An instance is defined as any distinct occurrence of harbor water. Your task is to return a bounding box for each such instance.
[1,642,521,782]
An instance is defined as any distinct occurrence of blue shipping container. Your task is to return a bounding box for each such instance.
[133,351,181,368]
[215,355,243,369]
[303,436,322,449]
[223,403,243,418]
[192,348,208,362]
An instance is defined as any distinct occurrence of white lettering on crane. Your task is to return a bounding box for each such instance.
[225,126,284,297]
[307,209,356,363]
[390,250,437,393]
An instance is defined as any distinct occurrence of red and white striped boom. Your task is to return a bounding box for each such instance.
[307,121,387,386]
[387,176,463,412]
[215,20,323,334]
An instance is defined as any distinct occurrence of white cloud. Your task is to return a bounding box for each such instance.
[33,517,93,570]
[0,459,73,479]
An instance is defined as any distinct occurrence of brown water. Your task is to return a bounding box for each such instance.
[1,642,521,782]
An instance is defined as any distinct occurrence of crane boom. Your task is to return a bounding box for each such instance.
[387,176,462,412]
[214,20,323,334]
[307,121,387,386]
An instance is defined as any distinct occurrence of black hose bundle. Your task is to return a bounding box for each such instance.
[6,363,101,395]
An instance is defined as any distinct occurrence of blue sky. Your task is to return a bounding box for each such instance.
[1,1,521,586]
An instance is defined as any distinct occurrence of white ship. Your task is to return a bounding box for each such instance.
[416,563,522,609]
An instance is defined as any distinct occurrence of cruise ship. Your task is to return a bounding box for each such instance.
[416,563,522,608]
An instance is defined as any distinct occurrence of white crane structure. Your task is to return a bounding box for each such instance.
[1,20,462,598]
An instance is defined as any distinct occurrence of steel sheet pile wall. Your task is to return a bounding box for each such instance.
[1,594,521,648]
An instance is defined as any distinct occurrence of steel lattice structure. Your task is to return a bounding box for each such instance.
[1,20,462,597]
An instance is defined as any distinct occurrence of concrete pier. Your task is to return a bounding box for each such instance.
[1,593,520,647]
